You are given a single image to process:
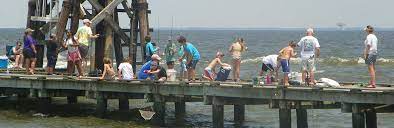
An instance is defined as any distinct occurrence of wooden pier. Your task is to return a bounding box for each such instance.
[0,74,393,128]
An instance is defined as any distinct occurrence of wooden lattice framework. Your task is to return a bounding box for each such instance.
[26,0,151,73]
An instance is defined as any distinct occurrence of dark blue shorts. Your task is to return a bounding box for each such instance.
[47,55,57,68]
[365,54,377,65]
[280,59,290,73]
[261,63,274,72]
[187,60,199,70]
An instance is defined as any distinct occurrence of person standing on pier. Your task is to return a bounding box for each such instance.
[178,43,187,81]
[363,25,378,88]
[64,31,83,78]
[177,36,200,82]
[297,28,320,85]
[46,34,58,75]
[145,36,159,62]
[75,19,99,72]
[229,38,246,82]
[22,28,37,75]
[277,41,297,86]
[165,37,177,70]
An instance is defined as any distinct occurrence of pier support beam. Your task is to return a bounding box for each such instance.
[96,92,107,118]
[212,97,224,128]
[175,99,186,126]
[118,94,129,111]
[234,105,245,126]
[152,94,166,126]
[279,100,291,128]
[67,96,78,104]
[365,109,377,128]
[296,101,308,128]
[352,104,365,128]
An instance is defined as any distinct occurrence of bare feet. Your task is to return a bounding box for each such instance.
[366,85,376,88]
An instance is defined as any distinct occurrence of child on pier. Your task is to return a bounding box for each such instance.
[202,52,230,81]
[277,41,297,86]
[46,34,58,75]
[146,61,167,81]
[118,57,134,80]
[100,58,115,80]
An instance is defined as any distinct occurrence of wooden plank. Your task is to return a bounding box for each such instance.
[121,0,133,18]
[88,0,131,44]
[90,0,123,26]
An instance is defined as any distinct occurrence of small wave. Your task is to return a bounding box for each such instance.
[241,56,394,65]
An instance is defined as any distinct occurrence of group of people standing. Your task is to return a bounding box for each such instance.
[259,26,378,88]
[14,22,379,88]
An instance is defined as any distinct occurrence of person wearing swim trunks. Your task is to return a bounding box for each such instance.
[177,36,200,82]
[202,52,230,81]
[229,37,246,82]
[260,54,279,81]
[278,41,297,86]
[297,28,320,85]
[23,28,37,75]
[363,25,378,88]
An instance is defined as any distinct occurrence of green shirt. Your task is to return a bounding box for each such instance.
[76,26,93,46]
[165,41,177,62]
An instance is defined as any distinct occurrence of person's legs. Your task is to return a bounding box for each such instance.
[15,55,21,68]
[25,59,31,74]
[236,60,241,81]
[369,64,376,85]
[76,60,84,77]
[232,59,237,81]
[30,58,36,74]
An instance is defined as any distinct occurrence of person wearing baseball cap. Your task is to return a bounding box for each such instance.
[75,19,99,71]
[297,27,320,86]
[177,35,200,82]
[23,28,38,75]
[137,54,162,80]
[363,25,378,88]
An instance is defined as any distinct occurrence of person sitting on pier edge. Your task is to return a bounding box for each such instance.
[297,28,320,85]
[75,19,99,71]
[118,57,134,80]
[259,54,279,82]
[99,58,115,80]
[137,54,161,80]
[145,35,159,62]
[9,41,23,68]
[277,41,297,86]
[177,36,200,82]
[165,37,177,70]
[64,31,83,78]
[146,61,167,81]
[363,25,378,88]
[46,34,58,75]
[23,28,38,75]
[202,52,230,81]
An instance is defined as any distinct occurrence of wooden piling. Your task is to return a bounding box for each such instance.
[152,94,166,126]
[55,0,71,44]
[365,109,377,128]
[113,9,123,67]
[118,93,129,111]
[279,100,291,128]
[175,99,186,126]
[104,0,114,59]
[70,0,81,34]
[137,0,149,62]
[67,96,78,104]
[295,101,308,128]
[212,97,224,128]
[96,92,107,118]
[234,105,245,125]
[27,0,36,28]
[130,1,139,73]
[352,104,365,128]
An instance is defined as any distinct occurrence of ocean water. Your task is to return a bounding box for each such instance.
[1,28,394,127]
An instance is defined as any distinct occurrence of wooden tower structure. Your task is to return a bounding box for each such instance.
[26,0,152,73]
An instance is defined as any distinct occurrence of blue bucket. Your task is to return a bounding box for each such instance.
[0,58,8,69]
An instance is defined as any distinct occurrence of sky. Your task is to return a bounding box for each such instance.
[1,0,394,28]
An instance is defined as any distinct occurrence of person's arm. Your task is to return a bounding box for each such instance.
[315,48,320,58]
[364,37,372,59]
[217,58,228,67]
[31,44,37,53]
[12,47,18,54]
[290,49,296,58]
[100,64,108,79]
[148,69,161,74]
[229,44,233,53]
[118,66,122,80]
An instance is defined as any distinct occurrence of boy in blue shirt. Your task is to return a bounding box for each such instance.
[145,36,159,61]
[177,36,200,82]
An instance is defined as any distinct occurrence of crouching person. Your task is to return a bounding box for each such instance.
[202,52,230,81]
[146,61,167,81]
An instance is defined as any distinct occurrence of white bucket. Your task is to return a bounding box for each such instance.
[167,69,177,81]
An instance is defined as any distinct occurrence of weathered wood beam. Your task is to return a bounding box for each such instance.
[88,0,130,44]
[104,0,114,59]
[70,0,81,34]
[55,0,71,44]
[137,0,149,62]
[90,0,123,26]
[121,0,133,18]
[113,9,123,67]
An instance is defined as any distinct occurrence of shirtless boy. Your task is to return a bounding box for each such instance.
[278,41,297,86]
[203,52,230,81]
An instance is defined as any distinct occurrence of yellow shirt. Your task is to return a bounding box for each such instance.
[76,26,93,46]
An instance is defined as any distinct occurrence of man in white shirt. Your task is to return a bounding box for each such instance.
[118,57,134,80]
[297,28,320,85]
[364,25,378,88]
